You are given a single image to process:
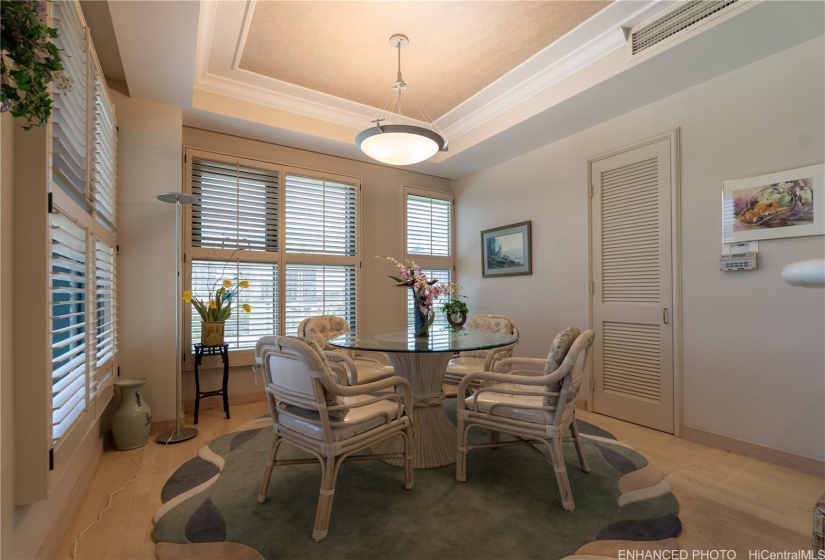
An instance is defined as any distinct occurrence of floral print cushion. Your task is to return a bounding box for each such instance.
[460,315,516,359]
[297,336,349,419]
[301,316,355,359]
[544,326,580,408]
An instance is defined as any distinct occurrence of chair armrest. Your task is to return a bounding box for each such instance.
[324,375,414,419]
[323,351,357,385]
[457,369,566,411]
[484,343,517,370]
[492,357,546,373]
[355,351,391,365]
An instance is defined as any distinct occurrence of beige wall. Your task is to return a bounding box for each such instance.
[179,128,453,408]
[454,37,825,461]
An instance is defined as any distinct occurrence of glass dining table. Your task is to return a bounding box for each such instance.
[328,327,518,468]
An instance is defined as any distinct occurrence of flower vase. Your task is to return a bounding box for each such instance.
[201,321,225,345]
[414,305,430,337]
[111,379,152,450]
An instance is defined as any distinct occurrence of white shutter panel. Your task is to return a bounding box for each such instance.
[406,194,451,257]
[285,175,357,255]
[51,212,89,443]
[284,264,357,334]
[91,59,116,228]
[94,238,115,394]
[191,159,278,251]
[51,0,87,199]
[190,260,278,351]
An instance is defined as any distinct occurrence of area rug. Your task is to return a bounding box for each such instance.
[152,403,680,560]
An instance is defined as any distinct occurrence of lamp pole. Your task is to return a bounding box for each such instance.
[156,192,199,443]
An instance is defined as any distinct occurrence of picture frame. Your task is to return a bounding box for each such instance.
[481,221,532,278]
[722,163,824,243]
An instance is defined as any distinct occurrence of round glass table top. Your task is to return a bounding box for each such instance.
[328,327,518,353]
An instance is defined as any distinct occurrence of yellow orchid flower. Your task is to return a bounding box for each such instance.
[223,279,232,288]
[239,280,250,289]
[209,299,217,309]
[182,290,192,302]
[242,303,252,313]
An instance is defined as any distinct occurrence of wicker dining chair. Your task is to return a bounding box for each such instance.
[254,335,414,542]
[444,314,519,394]
[456,328,594,511]
[298,315,395,385]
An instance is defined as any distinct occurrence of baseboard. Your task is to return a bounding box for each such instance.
[683,426,825,478]
[36,439,104,560]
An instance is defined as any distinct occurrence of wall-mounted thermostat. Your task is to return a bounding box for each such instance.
[720,252,758,271]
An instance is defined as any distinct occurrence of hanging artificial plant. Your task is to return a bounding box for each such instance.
[1,0,71,129]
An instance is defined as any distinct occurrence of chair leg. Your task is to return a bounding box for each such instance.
[312,455,339,542]
[257,434,281,504]
[548,437,575,511]
[490,430,500,445]
[570,421,590,473]
[456,423,469,482]
[404,426,415,490]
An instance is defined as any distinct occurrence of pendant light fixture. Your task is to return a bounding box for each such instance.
[355,34,447,166]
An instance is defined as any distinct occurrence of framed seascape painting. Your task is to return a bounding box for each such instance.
[723,164,824,243]
[481,221,532,278]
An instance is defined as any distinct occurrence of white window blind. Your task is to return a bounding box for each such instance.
[91,61,115,228]
[406,267,451,334]
[406,194,451,257]
[190,260,278,351]
[51,0,87,198]
[284,264,357,335]
[94,239,115,393]
[285,174,357,255]
[50,212,89,444]
[191,159,278,251]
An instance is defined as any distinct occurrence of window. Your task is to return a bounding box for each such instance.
[184,152,361,357]
[404,187,454,330]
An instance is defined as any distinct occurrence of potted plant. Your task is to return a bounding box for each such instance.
[1,0,72,129]
[183,279,252,345]
[441,295,469,328]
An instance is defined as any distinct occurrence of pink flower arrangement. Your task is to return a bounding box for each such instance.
[379,256,458,318]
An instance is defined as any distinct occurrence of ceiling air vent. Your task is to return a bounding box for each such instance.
[629,0,740,57]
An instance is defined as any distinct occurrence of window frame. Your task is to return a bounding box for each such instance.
[402,186,455,329]
[182,150,362,366]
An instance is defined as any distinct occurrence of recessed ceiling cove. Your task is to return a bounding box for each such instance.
[238,1,610,120]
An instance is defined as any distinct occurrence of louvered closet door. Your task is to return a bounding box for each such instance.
[591,137,674,433]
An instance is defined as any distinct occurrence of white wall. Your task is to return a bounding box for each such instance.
[113,92,184,425]
[454,38,825,461]
[179,128,453,406]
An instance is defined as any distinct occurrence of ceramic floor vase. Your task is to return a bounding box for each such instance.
[111,378,152,450]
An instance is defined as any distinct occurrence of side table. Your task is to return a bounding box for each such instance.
[193,343,230,425]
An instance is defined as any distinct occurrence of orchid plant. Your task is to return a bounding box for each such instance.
[183,279,251,323]
[379,256,459,324]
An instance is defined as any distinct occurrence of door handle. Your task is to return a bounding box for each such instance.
[663,308,669,325]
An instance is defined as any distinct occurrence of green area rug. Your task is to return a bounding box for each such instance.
[152,403,680,560]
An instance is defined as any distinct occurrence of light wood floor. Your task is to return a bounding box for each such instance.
[54,400,824,559]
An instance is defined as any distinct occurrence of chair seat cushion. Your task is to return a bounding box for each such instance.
[353,360,395,383]
[445,356,486,377]
[465,383,553,425]
[278,394,400,442]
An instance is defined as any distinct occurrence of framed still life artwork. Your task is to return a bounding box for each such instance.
[481,221,532,278]
[722,163,824,243]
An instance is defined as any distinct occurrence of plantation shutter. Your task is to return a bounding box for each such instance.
[406,194,451,257]
[94,238,115,394]
[91,59,116,229]
[190,260,278,351]
[51,0,88,200]
[285,175,357,255]
[284,264,357,334]
[191,159,278,251]
[50,212,89,444]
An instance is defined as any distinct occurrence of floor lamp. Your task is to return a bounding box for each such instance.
[156,192,199,444]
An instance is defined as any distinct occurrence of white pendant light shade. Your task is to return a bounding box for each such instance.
[356,34,447,166]
[356,124,445,166]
